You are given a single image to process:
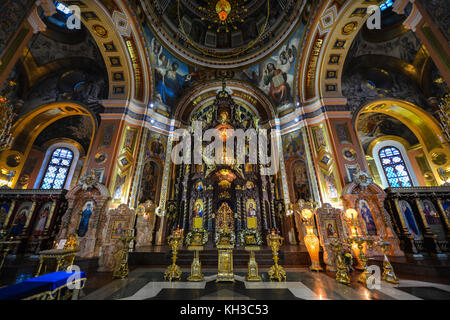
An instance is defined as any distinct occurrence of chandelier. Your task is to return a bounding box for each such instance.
[177,0,270,58]
[437,94,450,142]
[199,0,245,32]
[0,81,17,151]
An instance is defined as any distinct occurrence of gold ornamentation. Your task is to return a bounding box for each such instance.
[0,81,17,151]
[377,239,399,284]
[164,229,183,281]
[177,0,270,58]
[113,230,135,279]
[245,245,261,281]
[187,245,204,282]
[331,241,351,285]
[267,232,286,281]
[342,21,358,35]
[35,235,79,277]
[347,236,374,287]
[92,24,108,38]
[216,227,235,282]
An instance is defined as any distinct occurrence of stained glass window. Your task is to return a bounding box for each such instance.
[379,146,412,187]
[380,0,394,11]
[40,148,74,190]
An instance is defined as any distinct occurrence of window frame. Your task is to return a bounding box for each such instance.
[378,146,413,188]
[35,143,80,190]
[371,139,419,189]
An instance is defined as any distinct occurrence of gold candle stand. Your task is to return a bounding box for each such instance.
[347,237,373,287]
[267,233,286,281]
[331,241,350,285]
[164,230,183,281]
[113,230,135,280]
[377,240,399,284]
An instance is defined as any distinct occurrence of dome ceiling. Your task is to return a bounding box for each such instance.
[138,0,307,69]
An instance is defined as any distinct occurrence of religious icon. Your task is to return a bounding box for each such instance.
[124,129,136,151]
[246,199,257,217]
[10,205,30,236]
[77,201,94,237]
[194,199,204,218]
[283,131,304,158]
[359,200,377,236]
[148,135,165,159]
[420,200,441,225]
[444,202,450,220]
[399,200,421,240]
[312,127,327,150]
[420,200,446,240]
[112,220,126,239]
[0,204,9,229]
[324,172,338,199]
[324,219,338,238]
[33,203,51,236]
[335,122,352,144]
[113,174,126,200]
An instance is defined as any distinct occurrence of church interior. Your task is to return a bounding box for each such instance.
[0,0,449,301]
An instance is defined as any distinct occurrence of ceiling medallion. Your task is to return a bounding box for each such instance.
[177,0,270,58]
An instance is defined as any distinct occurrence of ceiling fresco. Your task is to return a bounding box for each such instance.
[139,0,309,117]
[357,112,419,152]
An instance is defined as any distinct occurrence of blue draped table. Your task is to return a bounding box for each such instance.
[0,271,86,300]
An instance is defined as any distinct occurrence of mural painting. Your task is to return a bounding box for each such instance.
[357,113,418,151]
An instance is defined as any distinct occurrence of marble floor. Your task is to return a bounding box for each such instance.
[80,267,450,300]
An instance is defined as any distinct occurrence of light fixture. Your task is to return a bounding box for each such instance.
[345,208,357,221]
[177,0,270,58]
[301,207,322,271]
[216,0,231,21]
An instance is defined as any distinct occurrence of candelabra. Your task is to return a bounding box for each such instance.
[331,240,350,285]
[377,239,399,284]
[344,208,364,270]
[0,81,17,151]
[267,231,286,281]
[164,228,183,281]
[301,208,322,271]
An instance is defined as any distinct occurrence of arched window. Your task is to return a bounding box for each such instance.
[40,148,74,189]
[378,146,413,187]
